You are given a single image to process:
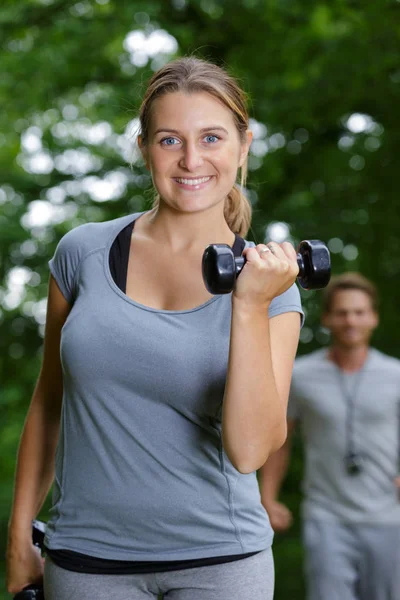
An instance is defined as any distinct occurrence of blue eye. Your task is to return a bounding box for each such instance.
[204,135,219,143]
[161,137,179,146]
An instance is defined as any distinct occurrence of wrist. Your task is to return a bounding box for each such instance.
[8,518,33,542]
[232,296,271,315]
[261,492,278,505]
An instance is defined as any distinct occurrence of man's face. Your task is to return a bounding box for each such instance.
[322,289,379,348]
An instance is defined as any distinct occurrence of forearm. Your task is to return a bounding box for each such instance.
[222,301,287,474]
[8,381,62,541]
[259,440,291,505]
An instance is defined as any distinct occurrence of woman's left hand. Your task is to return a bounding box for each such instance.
[232,241,299,307]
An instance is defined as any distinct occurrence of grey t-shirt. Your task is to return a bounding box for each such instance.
[288,348,400,523]
[44,212,304,561]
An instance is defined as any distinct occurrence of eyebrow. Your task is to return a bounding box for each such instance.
[154,126,229,135]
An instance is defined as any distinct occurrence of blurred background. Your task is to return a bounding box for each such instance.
[1,0,400,597]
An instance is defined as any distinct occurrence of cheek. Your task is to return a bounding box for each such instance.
[363,317,377,330]
[149,151,172,176]
[215,147,242,174]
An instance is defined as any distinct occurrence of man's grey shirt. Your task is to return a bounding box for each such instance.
[44,212,304,561]
[288,348,400,523]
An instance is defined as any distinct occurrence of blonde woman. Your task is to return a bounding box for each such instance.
[7,57,303,600]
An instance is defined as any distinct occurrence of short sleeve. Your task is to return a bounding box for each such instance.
[48,228,84,304]
[268,283,304,327]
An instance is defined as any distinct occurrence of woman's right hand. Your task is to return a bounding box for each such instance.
[6,537,44,595]
[6,276,70,596]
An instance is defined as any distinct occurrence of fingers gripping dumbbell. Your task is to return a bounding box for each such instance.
[202,240,331,295]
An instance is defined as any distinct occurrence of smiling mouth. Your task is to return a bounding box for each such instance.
[173,176,212,186]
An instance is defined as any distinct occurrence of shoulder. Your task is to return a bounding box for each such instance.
[53,212,142,260]
[293,349,327,377]
[289,351,327,400]
[48,212,143,303]
[243,239,304,324]
[271,282,302,311]
[369,348,400,374]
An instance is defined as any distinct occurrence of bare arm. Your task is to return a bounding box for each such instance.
[222,304,300,473]
[259,419,297,504]
[221,237,301,474]
[7,275,71,593]
[257,419,297,532]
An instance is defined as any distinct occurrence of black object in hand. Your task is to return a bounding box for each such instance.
[14,588,44,600]
[13,521,46,600]
[202,240,331,294]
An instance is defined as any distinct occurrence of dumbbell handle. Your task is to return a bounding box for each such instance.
[202,239,331,294]
[233,243,325,279]
[232,254,305,275]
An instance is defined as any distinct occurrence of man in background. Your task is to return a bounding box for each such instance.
[260,272,400,600]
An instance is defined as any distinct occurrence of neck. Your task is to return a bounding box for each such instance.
[140,203,235,253]
[328,344,370,372]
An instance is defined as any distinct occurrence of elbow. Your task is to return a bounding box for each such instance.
[231,455,272,475]
[223,444,263,474]
[269,421,288,454]
[226,424,288,475]
[235,462,260,475]
[225,454,257,474]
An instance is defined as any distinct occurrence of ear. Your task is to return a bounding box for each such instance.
[138,135,149,170]
[371,310,379,329]
[239,129,253,167]
[321,312,331,330]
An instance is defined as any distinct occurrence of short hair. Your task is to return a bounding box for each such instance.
[322,272,379,313]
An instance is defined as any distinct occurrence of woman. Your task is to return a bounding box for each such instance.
[7,56,303,600]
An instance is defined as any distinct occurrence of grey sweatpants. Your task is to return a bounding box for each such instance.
[44,548,274,600]
[303,519,400,600]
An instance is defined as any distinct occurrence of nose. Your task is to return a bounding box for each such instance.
[344,313,357,326]
[179,141,204,171]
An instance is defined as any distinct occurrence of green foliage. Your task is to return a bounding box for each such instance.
[1,0,400,597]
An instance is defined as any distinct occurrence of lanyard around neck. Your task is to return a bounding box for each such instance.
[334,362,367,457]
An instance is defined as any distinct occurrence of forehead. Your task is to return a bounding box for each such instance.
[330,288,374,312]
[148,91,237,133]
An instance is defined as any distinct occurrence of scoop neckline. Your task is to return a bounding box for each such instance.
[323,348,375,373]
[103,212,227,315]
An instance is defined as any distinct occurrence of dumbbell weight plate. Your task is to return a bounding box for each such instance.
[202,244,237,294]
[297,240,331,290]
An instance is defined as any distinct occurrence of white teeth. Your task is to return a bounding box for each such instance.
[175,176,211,185]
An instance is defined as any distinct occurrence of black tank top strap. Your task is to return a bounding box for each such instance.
[232,234,246,257]
[109,223,247,294]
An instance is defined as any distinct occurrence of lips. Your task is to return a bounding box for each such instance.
[173,176,212,186]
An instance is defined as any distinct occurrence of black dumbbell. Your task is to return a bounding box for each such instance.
[14,587,44,600]
[13,521,46,600]
[202,239,331,294]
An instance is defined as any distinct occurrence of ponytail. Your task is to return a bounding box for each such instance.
[224,185,252,238]
[223,160,252,237]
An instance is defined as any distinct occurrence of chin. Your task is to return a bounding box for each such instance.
[178,197,224,214]
[340,339,366,348]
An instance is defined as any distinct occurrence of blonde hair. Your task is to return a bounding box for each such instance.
[138,57,252,237]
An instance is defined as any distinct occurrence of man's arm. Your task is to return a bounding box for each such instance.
[258,418,297,532]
